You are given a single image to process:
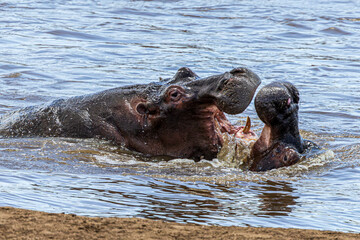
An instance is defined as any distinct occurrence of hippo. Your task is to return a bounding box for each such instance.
[249,81,318,171]
[0,67,261,160]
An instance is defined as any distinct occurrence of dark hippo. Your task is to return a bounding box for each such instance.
[0,67,261,160]
[249,81,317,171]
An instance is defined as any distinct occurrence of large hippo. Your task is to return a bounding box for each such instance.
[249,81,317,171]
[0,67,261,160]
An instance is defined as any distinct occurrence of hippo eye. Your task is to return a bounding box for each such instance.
[278,99,290,110]
[171,91,178,98]
[168,89,182,102]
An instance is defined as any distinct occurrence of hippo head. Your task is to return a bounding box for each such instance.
[111,67,261,160]
[250,81,305,171]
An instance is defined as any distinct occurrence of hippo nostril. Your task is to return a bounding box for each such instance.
[284,155,288,162]
[218,79,230,91]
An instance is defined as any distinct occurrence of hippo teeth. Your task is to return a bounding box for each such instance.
[233,117,258,141]
[242,116,251,134]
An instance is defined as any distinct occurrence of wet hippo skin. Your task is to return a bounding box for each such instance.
[250,81,316,171]
[0,67,261,160]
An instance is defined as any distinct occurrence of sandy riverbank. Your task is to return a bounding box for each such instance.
[0,207,358,239]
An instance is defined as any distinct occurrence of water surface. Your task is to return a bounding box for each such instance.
[0,0,359,233]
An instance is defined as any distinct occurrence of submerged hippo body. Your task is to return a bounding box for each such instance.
[0,67,261,160]
[249,81,317,171]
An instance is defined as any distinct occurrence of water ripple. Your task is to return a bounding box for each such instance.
[0,0,359,233]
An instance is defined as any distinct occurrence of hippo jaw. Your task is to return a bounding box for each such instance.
[119,67,261,160]
[250,81,304,171]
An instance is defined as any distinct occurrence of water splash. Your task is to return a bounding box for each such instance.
[217,131,255,169]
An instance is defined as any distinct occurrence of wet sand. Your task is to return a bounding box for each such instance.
[0,207,358,240]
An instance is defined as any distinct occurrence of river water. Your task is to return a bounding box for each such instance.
[0,0,359,233]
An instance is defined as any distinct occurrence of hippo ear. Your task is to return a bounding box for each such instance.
[168,67,199,84]
[136,103,147,115]
[135,102,159,115]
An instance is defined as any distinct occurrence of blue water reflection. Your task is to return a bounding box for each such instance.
[0,0,359,233]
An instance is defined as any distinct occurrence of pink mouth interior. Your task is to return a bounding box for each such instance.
[233,126,258,141]
[214,110,257,143]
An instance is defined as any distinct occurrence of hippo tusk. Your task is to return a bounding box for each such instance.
[242,116,251,134]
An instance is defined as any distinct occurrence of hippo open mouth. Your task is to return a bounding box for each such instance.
[0,67,261,161]
[119,67,261,160]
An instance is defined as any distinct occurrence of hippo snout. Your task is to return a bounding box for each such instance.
[216,67,261,114]
[189,67,261,115]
